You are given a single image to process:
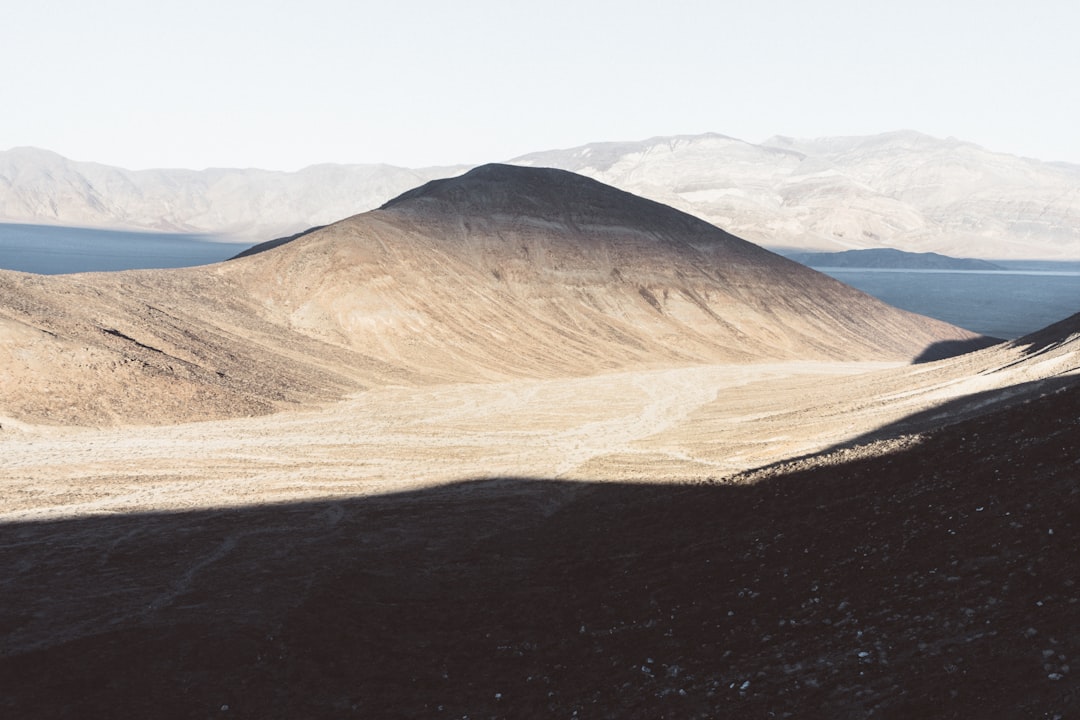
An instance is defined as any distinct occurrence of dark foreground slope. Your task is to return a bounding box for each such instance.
[0,164,986,425]
[2,371,1076,718]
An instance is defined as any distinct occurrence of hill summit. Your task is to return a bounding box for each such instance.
[0,165,987,425]
[235,163,986,363]
[380,163,705,227]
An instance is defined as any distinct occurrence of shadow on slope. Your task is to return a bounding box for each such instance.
[1006,311,1080,360]
[227,224,326,260]
[2,385,1078,719]
[912,336,1003,363]
[821,374,1080,454]
[851,311,1080,446]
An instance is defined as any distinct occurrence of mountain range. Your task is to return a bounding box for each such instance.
[514,131,1080,259]
[0,146,464,240]
[4,130,1080,258]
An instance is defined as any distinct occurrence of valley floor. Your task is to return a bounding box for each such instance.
[1,361,899,522]
[1,349,1078,717]
[0,345,1049,521]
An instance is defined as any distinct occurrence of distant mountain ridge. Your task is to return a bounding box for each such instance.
[512,131,1080,259]
[786,248,1005,270]
[0,147,466,240]
[3,131,1080,257]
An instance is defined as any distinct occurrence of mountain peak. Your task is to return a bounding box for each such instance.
[1,146,72,167]
[380,163,598,209]
[377,163,722,239]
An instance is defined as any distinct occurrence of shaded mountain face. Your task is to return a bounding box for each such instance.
[0,165,986,425]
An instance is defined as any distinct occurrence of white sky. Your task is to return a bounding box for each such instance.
[3,0,1078,171]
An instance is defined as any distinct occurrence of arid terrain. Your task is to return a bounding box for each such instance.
[1,167,1077,717]
[6,131,1080,258]
[0,165,984,426]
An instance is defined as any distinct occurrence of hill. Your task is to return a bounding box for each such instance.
[0,164,986,425]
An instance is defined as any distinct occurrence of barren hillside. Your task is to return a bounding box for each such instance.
[1,314,1077,719]
[0,164,985,426]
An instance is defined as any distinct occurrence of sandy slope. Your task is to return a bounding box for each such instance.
[0,165,985,426]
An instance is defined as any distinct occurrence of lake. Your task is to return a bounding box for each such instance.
[0,223,251,274]
[816,263,1080,339]
[1,223,1076,340]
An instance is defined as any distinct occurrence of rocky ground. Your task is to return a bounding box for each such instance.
[1,349,1077,718]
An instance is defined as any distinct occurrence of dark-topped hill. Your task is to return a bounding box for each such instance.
[233,163,986,367]
[380,163,731,234]
[1,164,987,424]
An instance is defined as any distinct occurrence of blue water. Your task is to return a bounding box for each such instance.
[0,223,252,274]
[1,223,1076,340]
[816,262,1080,339]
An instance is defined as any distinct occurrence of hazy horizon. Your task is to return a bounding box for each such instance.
[8,126,1080,174]
[3,1,1078,171]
